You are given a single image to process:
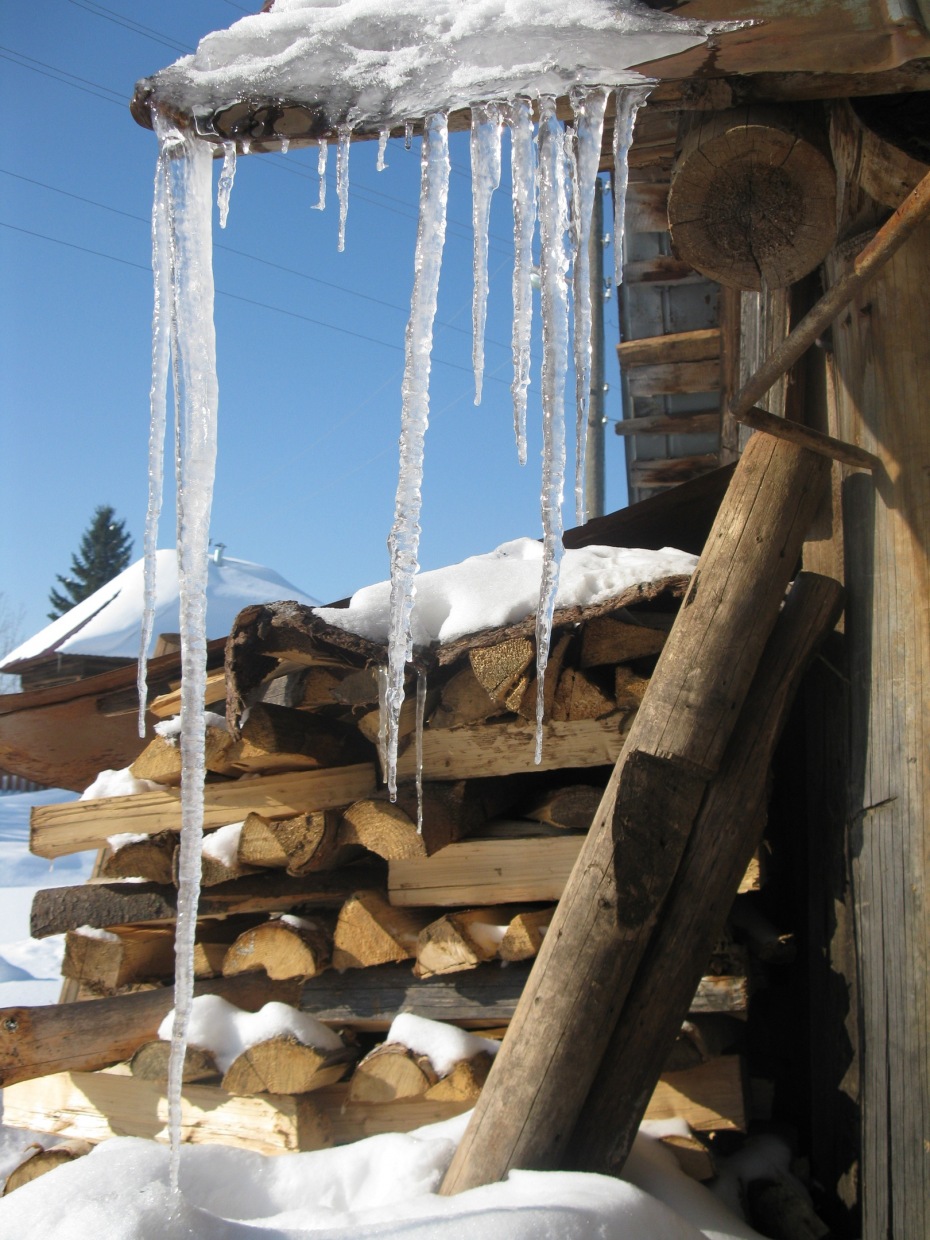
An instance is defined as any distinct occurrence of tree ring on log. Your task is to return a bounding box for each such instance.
[668,107,837,291]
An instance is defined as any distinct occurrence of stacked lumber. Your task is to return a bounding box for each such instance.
[3,572,756,1169]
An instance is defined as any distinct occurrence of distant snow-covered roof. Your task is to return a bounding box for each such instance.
[1,549,319,669]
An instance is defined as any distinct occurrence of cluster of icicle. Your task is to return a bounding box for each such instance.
[138,83,649,1192]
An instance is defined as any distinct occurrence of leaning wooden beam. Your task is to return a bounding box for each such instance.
[440,434,828,1194]
[734,405,881,472]
[0,975,302,1088]
[30,763,377,859]
[729,166,930,419]
[568,571,844,1173]
[31,865,384,939]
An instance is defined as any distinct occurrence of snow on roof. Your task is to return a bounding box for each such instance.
[314,537,697,648]
[1,549,320,669]
[142,0,738,130]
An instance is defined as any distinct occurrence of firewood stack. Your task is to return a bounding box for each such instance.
[2,570,764,1170]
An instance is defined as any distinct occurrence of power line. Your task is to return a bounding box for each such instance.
[0,220,509,386]
[63,0,192,55]
[0,46,126,107]
[0,167,510,352]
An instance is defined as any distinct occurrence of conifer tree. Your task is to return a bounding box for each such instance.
[48,506,134,620]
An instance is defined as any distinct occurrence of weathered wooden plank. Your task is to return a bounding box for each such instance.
[617,328,720,368]
[630,456,721,488]
[625,181,669,234]
[626,359,721,398]
[622,256,705,286]
[30,764,378,859]
[735,405,880,471]
[613,411,720,437]
[30,866,384,939]
[393,715,632,783]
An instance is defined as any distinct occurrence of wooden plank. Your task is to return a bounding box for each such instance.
[389,837,582,907]
[617,328,720,367]
[563,462,735,557]
[622,256,705,286]
[630,456,720,488]
[30,866,384,939]
[30,763,378,859]
[626,359,721,398]
[613,411,720,437]
[394,715,631,783]
[625,181,669,234]
[147,667,227,718]
[735,404,881,471]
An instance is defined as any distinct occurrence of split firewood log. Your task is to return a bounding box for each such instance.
[222,1036,356,1096]
[522,785,603,831]
[356,688,441,747]
[614,665,651,710]
[222,915,331,982]
[61,926,176,995]
[578,615,667,667]
[550,667,617,722]
[499,908,553,962]
[1,1139,93,1196]
[428,664,507,729]
[469,637,535,709]
[129,1040,220,1083]
[331,890,432,970]
[424,1051,494,1102]
[236,810,347,875]
[347,1043,439,1102]
[101,831,177,884]
[173,822,261,888]
[512,632,573,723]
[414,908,504,978]
[130,720,235,785]
[224,702,373,774]
[339,799,427,860]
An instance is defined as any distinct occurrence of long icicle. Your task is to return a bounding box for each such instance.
[153,116,219,1196]
[385,112,450,799]
[336,124,351,250]
[313,138,327,210]
[509,97,536,467]
[137,146,173,738]
[570,87,608,525]
[470,102,502,406]
[216,141,237,229]
[611,85,651,291]
[534,96,570,765]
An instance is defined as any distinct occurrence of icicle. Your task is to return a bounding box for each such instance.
[216,141,237,229]
[137,146,173,738]
[377,126,390,171]
[280,137,290,155]
[469,102,502,406]
[152,114,219,1195]
[569,87,608,525]
[313,138,327,210]
[384,112,450,799]
[336,124,351,251]
[534,96,571,765]
[509,97,536,468]
[611,85,651,291]
[376,664,389,779]
[415,669,426,834]
[404,120,413,150]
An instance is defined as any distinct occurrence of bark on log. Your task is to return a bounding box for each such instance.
[440,435,828,1194]
[567,572,843,1173]
[668,107,836,290]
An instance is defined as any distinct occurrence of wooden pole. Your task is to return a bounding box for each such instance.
[730,166,930,420]
[567,571,844,1172]
[440,434,828,1194]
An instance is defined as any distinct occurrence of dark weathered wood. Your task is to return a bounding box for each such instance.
[630,455,721,488]
[563,463,736,556]
[735,405,881,471]
[668,106,836,291]
[0,975,301,1088]
[30,865,384,938]
[626,359,720,398]
[729,164,930,421]
[568,572,844,1173]
[825,199,930,1240]
[441,436,829,1194]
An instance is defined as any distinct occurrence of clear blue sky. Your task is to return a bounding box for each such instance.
[1,1,630,643]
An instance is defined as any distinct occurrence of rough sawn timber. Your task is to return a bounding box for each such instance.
[440,433,829,1194]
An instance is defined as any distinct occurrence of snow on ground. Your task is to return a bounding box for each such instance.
[0,1111,766,1240]
[0,789,91,1008]
[315,538,697,647]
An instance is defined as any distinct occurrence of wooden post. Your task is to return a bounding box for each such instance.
[826,198,930,1240]
[566,572,844,1172]
[440,434,828,1194]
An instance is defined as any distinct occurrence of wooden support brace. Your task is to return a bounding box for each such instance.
[440,434,829,1194]
[735,405,880,472]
